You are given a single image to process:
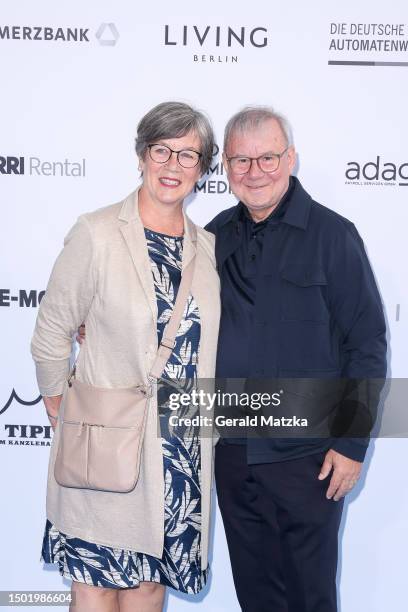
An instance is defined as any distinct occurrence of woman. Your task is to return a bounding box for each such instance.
[31,101,220,612]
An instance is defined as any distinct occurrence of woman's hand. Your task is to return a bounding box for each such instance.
[43,395,62,431]
[77,323,86,344]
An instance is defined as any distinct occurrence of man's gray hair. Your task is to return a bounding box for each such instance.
[224,106,294,152]
[135,101,214,174]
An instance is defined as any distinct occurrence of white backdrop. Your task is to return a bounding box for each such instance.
[1,0,407,610]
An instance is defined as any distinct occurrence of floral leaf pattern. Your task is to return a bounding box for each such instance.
[41,228,207,594]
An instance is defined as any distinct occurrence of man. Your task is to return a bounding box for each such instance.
[205,107,386,612]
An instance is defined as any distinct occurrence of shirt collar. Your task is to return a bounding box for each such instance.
[239,176,294,227]
[234,176,312,231]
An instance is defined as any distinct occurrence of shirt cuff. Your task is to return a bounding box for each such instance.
[330,437,369,462]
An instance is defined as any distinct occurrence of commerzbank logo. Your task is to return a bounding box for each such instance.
[345,156,408,187]
[96,23,119,46]
[0,23,119,46]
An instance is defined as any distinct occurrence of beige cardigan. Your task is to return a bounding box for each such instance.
[31,189,220,570]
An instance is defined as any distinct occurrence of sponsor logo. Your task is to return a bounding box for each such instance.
[0,23,119,46]
[328,21,408,67]
[1,424,52,446]
[164,24,268,64]
[3,424,52,440]
[0,156,24,175]
[0,390,42,416]
[0,289,45,308]
[195,145,233,195]
[96,22,119,46]
[0,156,86,177]
[0,25,90,41]
[345,156,408,186]
[0,391,50,447]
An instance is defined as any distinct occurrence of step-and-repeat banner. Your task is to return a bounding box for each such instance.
[1,1,407,610]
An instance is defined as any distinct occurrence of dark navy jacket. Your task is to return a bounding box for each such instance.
[205,176,387,463]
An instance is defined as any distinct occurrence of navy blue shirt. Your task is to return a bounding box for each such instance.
[217,178,293,379]
[205,177,387,463]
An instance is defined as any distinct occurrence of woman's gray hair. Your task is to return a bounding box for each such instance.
[135,101,214,174]
[223,106,294,152]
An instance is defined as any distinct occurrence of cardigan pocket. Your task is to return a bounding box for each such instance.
[280,264,329,323]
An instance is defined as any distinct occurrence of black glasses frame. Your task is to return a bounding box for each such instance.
[226,147,289,175]
[148,143,202,168]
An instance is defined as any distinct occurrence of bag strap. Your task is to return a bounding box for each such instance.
[149,229,197,380]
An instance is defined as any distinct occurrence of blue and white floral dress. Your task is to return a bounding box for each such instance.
[41,228,206,594]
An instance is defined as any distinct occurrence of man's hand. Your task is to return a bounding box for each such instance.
[318,449,362,501]
[77,323,86,344]
[43,395,62,431]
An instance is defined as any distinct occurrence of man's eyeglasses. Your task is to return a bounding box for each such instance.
[226,147,289,175]
[148,144,202,169]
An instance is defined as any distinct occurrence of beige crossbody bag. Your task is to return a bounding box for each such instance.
[54,240,196,494]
